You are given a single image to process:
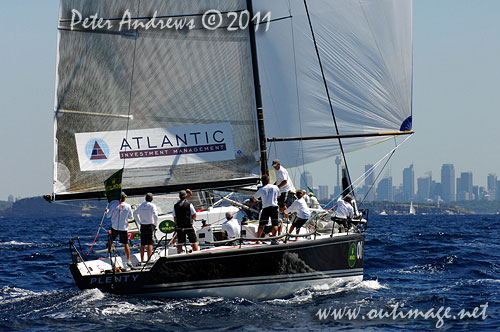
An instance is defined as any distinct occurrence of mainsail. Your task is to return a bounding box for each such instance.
[52,0,261,200]
[254,0,413,167]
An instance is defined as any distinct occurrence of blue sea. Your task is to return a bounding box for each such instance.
[0,214,498,331]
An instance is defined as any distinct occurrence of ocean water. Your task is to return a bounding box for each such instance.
[0,214,498,331]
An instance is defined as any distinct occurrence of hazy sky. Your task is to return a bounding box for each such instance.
[1,0,500,201]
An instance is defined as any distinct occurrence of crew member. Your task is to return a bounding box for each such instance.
[106,192,134,267]
[334,195,354,219]
[284,190,311,235]
[133,192,158,263]
[221,212,241,240]
[251,175,280,239]
[308,192,322,209]
[173,190,199,253]
[272,159,295,212]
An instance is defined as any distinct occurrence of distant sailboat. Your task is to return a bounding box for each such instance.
[409,202,416,215]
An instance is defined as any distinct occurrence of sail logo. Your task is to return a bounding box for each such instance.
[118,130,227,160]
[75,123,236,171]
[85,139,109,164]
[348,242,363,268]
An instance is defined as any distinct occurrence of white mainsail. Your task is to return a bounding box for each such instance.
[52,0,261,200]
[254,0,413,167]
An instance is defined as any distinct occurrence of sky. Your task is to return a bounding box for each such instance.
[1,0,500,201]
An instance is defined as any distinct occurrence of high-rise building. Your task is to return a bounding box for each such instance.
[318,185,329,201]
[300,171,313,190]
[335,156,341,189]
[457,172,473,200]
[364,164,376,202]
[8,195,14,203]
[402,164,415,202]
[441,164,456,202]
[376,177,393,202]
[487,174,497,200]
[472,186,479,201]
[417,173,432,202]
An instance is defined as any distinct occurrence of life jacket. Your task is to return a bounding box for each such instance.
[174,199,193,228]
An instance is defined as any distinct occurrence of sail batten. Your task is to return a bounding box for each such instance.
[267,130,414,142]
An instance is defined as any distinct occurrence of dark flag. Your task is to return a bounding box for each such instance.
[104,168,123,202]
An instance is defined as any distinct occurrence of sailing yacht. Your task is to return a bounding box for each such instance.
[46,0,413,298]
[409,202,416,215]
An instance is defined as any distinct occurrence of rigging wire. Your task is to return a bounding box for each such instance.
[358,135,413,207]
[122,0,141,172]
[302,0,355,198]
[289,0,310,188]
[319,134,412,210]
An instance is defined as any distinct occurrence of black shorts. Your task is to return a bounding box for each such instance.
[259,206,280,227]
[277,191,288,208]
[140,224,155,246]
[111,228,128,244]
[292,217,308,230]
[177,227,198,244]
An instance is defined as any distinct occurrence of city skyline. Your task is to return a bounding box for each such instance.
[291,161,500,204]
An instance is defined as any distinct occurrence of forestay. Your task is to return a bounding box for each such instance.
[52,0,260,200]
[254,0,413,167]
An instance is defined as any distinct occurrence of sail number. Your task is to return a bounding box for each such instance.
[357,242,363,260]
[202,10,271,32]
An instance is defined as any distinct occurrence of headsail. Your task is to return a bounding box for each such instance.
[52,0,261,200]
[254,0,413,167]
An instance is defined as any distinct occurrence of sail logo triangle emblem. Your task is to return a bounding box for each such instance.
[91,141,107,160]
[85,138,110,164]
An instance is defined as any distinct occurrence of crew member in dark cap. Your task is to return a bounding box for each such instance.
[173,190,199,253]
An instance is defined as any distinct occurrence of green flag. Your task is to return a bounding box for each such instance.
[104,168,123,202]
[307,186,316,196]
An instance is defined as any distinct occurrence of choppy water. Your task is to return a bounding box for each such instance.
[0,215,498,331]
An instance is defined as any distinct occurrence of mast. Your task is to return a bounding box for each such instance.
[247,0,269,176]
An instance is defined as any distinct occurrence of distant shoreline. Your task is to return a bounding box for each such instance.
[1,197,499,217]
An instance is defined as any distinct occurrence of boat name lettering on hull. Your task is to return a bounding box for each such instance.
[89,274,139,285]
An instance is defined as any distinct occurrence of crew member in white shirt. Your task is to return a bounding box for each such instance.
[133,192,159,262]
[334,195,354,219]
[284,190,311,235]
[251,175,281,239]
[222,212,241,240]
[308,193,322,209]
[272,159,295,212]
[105,192,134,267]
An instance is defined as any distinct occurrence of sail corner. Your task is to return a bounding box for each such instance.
[399,116,412,131]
